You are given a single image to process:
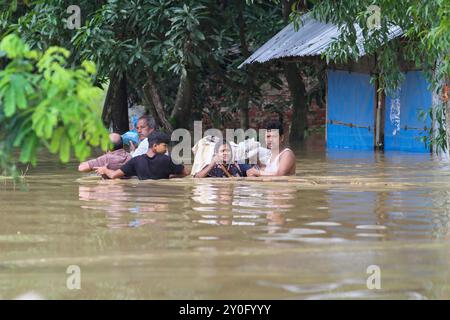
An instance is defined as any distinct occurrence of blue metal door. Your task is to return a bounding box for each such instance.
[384,71,431,152]
[327,70,375,149]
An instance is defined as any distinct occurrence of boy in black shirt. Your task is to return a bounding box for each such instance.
[95,132,187,180]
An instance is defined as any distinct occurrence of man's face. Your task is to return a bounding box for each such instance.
[137,119,153,141]
[153,143,168,154]
[265,129,280,150]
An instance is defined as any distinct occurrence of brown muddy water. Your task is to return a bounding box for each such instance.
[1,137,450,299]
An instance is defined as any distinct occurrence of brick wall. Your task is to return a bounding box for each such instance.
[203,76,326,135]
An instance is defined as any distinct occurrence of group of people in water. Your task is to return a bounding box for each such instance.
[78,115,296,180]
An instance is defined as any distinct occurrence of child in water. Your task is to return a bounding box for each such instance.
[194,140,252,178]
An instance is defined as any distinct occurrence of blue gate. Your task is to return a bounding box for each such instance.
[327,70,375,149]
[384,71,431,152]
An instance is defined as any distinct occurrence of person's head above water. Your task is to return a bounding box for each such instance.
[147,131,170,154]
[214,139,233,164]
[265,120,284,150]
[109,133,124,151]
[136,115,156,141]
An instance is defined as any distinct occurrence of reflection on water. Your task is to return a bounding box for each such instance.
[1,140,450,299]
[190,183,294,228]
[78,184,170,229]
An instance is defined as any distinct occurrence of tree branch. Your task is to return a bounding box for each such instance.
[143,69,173,132]
[207,56,243,91]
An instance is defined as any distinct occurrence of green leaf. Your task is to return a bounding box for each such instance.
[4,85,16,117]
[0,34,30,59]
[19,134,37,164]
[13,126,32,147]
[59,133,70,163]
[12,75,28,110]
[82,60,97,75]
[49,127,63,154]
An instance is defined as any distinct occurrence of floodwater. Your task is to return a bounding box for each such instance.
[1,136,450,299]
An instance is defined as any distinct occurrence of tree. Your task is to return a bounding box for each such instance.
[0,34,109,177]
[282,0,309,142]
[5,0,289,132]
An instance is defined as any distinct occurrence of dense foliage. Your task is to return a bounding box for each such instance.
[0,34,109,177]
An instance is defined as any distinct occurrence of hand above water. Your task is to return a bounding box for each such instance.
[212,153,222,165]
[94,166,108,175]
[129,141,136,153]
[246,167,261,177]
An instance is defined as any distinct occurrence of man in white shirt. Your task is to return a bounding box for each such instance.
[130,115,156,157]
[246,121,295,176]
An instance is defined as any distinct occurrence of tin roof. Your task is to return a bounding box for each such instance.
[239,14,403,68]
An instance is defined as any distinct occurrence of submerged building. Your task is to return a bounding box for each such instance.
[240,14,433,153]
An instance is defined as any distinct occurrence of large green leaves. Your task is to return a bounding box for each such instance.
[0,34,109,173]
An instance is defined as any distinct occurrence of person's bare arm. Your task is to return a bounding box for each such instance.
[248,151,295,177]
[276,150,295,175]
[170,167,189,179]
[79,154,108,173]
[246,167,260,177]
[262,150,295,176]
[194,163,216,178]
[257,159,265,170]
[194,154,221,178]
[94,166,125,179]
[78,162,91,172]
[129,141,136,155]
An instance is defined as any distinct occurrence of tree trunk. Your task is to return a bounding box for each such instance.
[102,73,129,134]
[282,0,308,143]
[142,89,162,129]
[285,63,308,142]
[236,4,253,130]
[170,69,194,129]
[101,91,112,128]
[444,80,450,155]
[238,92,250,129]
[282,0,294,20]
[143,70,173,133]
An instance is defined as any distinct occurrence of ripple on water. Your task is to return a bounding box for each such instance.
[305,222,342,227]
[256,228,328,242]
[355,233,386,238]
[192,207,219,212]
[289,228,327,235]
[356,225,387,230]
[198,236,219,240]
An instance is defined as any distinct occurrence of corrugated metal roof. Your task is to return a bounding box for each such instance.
[239,14,403,68]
